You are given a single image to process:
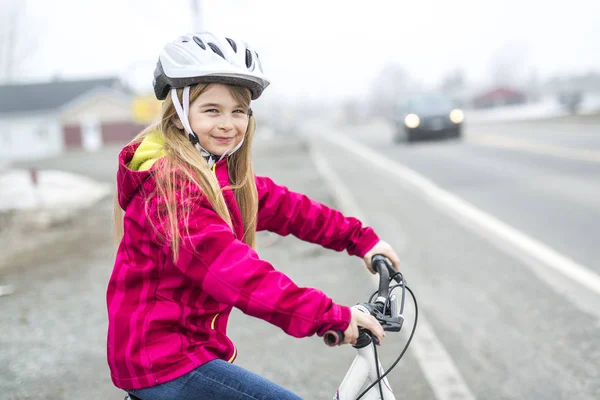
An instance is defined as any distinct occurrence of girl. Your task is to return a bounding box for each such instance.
[107,32,401,400]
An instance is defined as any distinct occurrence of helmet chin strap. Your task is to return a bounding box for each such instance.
[171,87,245,167]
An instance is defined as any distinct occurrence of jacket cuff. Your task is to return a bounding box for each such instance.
[350,227,380,258]
[316,304,352,337]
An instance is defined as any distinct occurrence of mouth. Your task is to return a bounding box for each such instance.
[212,136,234,144]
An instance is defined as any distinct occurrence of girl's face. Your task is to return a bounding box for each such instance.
[186,83,250,156]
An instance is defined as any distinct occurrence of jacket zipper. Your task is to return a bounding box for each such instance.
[210,161,237,363]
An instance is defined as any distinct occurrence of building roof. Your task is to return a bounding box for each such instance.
[0,77,131,114]
[474,87,526,102]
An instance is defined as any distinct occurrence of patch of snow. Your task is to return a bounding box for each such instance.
[0,169,112,215]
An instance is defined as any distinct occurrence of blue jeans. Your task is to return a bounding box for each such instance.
[127,359,302,400]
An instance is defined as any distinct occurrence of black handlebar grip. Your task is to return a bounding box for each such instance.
[323,330,345,347]
[373,254,402,283]
[372,255,390,299]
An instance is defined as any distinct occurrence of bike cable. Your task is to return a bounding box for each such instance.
[356,284,419,400]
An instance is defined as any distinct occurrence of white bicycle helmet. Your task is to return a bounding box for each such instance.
[153,32,270,165]
[153,32,270,100]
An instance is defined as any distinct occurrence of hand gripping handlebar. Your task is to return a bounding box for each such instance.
[323,255,405,347]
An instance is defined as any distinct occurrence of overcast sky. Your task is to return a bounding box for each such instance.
[4,0,600,103]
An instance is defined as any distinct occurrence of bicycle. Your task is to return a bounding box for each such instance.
[124,254,418,400]
[323,254,418,399]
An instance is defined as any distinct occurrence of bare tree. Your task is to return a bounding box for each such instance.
[489,41,528,88]
[437,69,470,107]
[0,0,37,83]
[440,69,466,93]
[367,63,419,119]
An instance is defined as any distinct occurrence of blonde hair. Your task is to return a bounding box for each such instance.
[113,83,258,261]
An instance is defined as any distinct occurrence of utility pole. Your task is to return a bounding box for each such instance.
[190,0,203,32]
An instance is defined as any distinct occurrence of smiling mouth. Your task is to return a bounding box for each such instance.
[212,136,233,143]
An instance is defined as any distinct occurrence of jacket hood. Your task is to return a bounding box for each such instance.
[117,130,166,210]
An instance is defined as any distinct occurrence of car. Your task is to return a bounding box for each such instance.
[393,93,464,143]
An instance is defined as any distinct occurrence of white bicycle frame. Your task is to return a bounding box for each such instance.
[332,261,406,400]
[334,342,395,399]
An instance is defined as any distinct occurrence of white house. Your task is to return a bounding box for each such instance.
[0,77,146,162]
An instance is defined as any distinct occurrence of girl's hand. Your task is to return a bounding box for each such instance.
[363,240,400,274]
[342,307,385,345]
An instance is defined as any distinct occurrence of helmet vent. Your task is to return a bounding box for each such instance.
[255,53,263,72]
[226,38,237,52]
[193,36,206,50]
[245,49,253,68]
[208,42,225,59]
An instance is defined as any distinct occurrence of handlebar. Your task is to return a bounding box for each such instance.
[373,254,391,306]
[323,329,344,347]
[323,254,405,347]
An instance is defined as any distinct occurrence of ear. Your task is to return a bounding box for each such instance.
[171,116,184,130]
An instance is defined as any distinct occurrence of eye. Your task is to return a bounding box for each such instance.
[233,109,246,114]
[205,109,218,113]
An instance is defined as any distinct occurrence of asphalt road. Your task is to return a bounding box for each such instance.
[329,116,600,272]
[2,117,599,399]
[308,115,600,399]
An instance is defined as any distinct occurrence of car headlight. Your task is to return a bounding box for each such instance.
[404,113,420,128]
[449,109,464,124]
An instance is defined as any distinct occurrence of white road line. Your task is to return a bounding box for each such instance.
[469,134,600,163]
[310,146,477,400]
[320,132,600,297]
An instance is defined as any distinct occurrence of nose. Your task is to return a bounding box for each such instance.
[217,114,234,131]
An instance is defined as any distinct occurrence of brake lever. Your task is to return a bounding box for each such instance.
[377,314,404,332]
[378,293,404,332]
[355,302,405,333]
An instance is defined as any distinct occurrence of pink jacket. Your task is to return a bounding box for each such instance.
[106,142,380,389]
